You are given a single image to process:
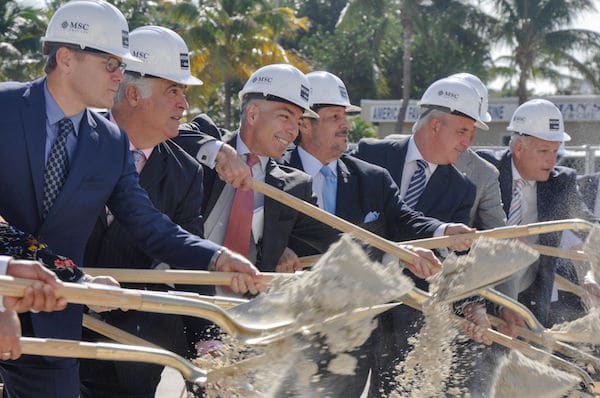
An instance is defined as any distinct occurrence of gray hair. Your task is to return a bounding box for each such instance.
[509,133,530,151]
[114,73,154,104]
[412,109,447,133]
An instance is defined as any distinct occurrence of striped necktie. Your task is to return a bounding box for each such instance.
[507,178,526,225]
[403,159,428,209]
[42,118,73,219]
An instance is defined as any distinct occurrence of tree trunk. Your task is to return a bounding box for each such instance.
[517,67,528,105]
[224,79,232,130]
[394,13,414,134]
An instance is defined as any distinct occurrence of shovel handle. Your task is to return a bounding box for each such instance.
[0,275,143,309]
[19,337,207,384]
[83,314,159,348]
[251,180,422,264]
[554,274,588,298]
[82,268,280,286]
[402,219,593,249]
[529,244,588,262]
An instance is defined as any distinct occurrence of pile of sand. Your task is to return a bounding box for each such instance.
[490,350,580,398]
[197,234,414,396]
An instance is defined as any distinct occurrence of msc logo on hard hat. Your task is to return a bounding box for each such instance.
[132,50,149,60]
[61,21,90,31]
[437,90,459,100]
[252,76,273,84]
[300,84,309,101]
[180,54,189,69]
[549,118,560,130]
[339,86,348,100]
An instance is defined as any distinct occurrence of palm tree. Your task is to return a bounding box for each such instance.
[0,0,46,81]
[491,0,600,103]
[168,0,309,129]
[337,0,493,133]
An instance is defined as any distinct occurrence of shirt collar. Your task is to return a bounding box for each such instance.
[510,160,535,187]
[115,113,155,158]
[44,80,83,137]
[297,146,337,178]
[406,136,436,173]
[236,134,269,172]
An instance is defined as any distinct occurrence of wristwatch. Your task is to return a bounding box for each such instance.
[208,248,225,271]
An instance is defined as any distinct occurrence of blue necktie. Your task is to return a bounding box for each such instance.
[42,118,72,219]
[403,159,428,209]
[320,165,337,214]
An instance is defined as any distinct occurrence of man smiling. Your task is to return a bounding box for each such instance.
[176,64,339,271]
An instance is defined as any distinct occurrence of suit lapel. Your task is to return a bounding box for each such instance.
[139,144,168,198]
[204,134,237,215]
[44,110,100,221]
[335,157,359,221]
[498,151,514,216]
[417,165,449,213]
[21,78,47,219]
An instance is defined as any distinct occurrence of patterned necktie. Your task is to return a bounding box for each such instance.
[223,153,260,257]
[42,118,73,219]
[320,165,337,214]
[403,159,428,209]
[131,149,146,173]
[507,178,526,225]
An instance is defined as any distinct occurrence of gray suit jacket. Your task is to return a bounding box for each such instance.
[454,148,506,230]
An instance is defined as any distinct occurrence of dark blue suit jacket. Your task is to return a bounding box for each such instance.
[0,78,221,343]
[478,149,594,325]
[284,148,442,242]
[174,128,339,271]
[352,137,476,225]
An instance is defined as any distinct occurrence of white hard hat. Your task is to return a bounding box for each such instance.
[305,71,361,117]
[239,64,319,118]
[449,73,492,123]
[126,26,202,85]
[418,77,489,130]
[507,99,571,142]
[42,0,138,64]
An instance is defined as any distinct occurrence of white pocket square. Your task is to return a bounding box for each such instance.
[363,211,380,223]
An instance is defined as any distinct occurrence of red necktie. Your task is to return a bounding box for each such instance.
[223,153,259,257]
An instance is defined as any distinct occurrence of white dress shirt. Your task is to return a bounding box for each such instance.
[399,137,438,198]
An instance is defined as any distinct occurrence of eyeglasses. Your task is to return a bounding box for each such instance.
[61,44,127,73]
[84,51,127,73]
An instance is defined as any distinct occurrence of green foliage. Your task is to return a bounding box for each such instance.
[0,0,46,81]
[490,0,600,102]
[347,115,377,142]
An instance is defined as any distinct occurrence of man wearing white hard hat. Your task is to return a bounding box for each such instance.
[176,64,338,272]
[282,71,484,396]
[450,73,507,230]
[353,77,493,396]
[80,26,250,398]
[0,3,261,396]
[479,99,594,332]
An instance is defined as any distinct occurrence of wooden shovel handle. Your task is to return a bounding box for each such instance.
[0,275,143,309]
[83,314,159,348]
[19,337,206,383]
[554,274,588,298]
[402,219,593,249]
[251,180,421,264]
[82,268,281,285]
